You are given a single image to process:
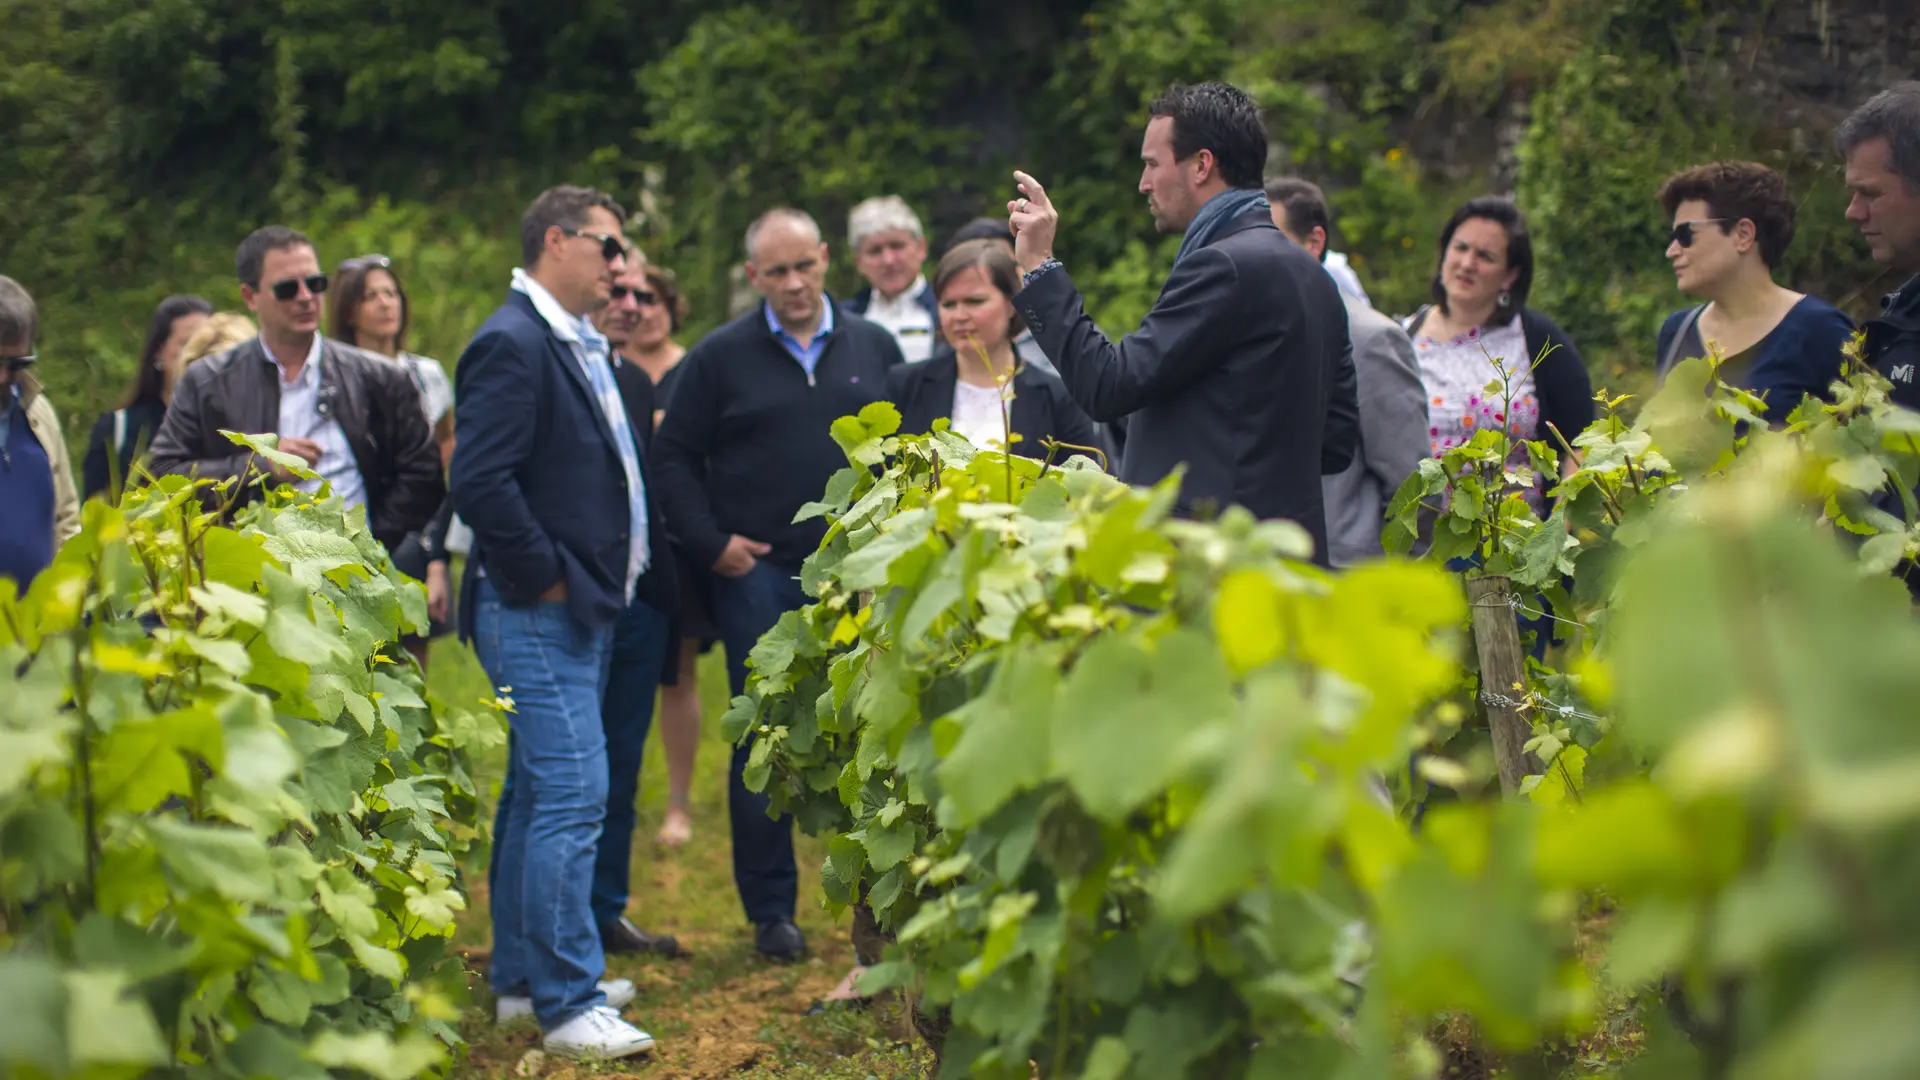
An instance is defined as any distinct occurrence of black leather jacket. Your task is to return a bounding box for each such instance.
[147,335,444,550]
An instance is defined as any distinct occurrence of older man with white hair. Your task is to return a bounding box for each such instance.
[846,195,937,362]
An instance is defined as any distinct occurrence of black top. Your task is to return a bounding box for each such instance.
[887,352,1103,466]
[1867,274,1920,413]
[83,396,168,500]
[612,356,659,448]
[655,358,687,408]
[1013,208,1358,567]
[652,301,905,572]
[1656,296,1854,423]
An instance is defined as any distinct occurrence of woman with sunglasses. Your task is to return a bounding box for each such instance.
[82,295,213,500]
[331,254,457,657]
[614,265,712,849]
[1655,162,1853,421]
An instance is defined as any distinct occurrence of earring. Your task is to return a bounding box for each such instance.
[1497,290,1512,309]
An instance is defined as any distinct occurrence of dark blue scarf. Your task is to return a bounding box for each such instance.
[1173,187,1271,268]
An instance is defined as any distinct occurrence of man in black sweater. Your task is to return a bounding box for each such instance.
[652,208,904,959]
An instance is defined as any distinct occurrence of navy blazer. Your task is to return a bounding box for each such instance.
[449,289,663,638]
[1014,208,1358,566]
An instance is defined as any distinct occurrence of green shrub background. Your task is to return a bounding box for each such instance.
[2,0,1891,460]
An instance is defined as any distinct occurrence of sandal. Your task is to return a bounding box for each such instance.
[655,806,693,848]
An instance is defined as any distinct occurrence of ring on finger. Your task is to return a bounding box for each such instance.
[1018,198,1030,212]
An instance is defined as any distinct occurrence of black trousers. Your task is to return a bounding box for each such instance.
[711,559,806,926]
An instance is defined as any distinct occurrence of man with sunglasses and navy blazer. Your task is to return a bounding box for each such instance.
[148,225,442,552]
[446,186,664,1061]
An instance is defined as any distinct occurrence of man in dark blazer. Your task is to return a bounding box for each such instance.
[447,186,660,1060]
[1006,81,1359,566]
[653,207,904,961]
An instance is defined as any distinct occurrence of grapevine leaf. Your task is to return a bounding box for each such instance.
[937,648,1056,828]
[0,954,68,1070]
[306,1030,445,1080]
[1051,629,1234,822]
[149,819,276,903]
[63,970,168,1065]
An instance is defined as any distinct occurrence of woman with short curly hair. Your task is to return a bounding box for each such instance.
[1655,161,1854,421]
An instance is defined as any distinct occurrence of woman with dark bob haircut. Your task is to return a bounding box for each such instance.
[1404,196,1594,513]
[83,294,214,499]
[1654,161,1853,421]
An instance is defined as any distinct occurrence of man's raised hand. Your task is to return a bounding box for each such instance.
[1007,170,1058,276]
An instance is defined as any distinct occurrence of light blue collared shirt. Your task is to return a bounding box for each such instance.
[765,298,835,379]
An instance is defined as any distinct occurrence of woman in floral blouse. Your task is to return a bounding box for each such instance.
[1403,197,1595,514]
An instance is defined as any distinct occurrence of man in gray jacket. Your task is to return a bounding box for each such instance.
[1266,178,1430,566]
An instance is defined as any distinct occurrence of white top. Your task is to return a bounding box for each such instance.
[1324,251,1372,308]
[399,352,453,425]
[950,378,1013,449]
[271,333,366,508]
[510,268,650,597]
[864,276,937,363]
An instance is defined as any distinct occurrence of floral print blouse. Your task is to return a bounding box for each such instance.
[1408,313,1548,515]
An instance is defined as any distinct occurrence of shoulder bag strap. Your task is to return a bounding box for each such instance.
[1658,305,1708,378]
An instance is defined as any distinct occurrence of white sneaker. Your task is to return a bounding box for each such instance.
[495,978,637,1022]
[542,1006,655,1060]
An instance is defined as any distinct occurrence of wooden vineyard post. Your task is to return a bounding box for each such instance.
[1465,574,1541,797]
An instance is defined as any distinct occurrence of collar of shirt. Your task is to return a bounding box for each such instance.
[867,276,930,320]
[511,267,611,360]
[764,295,835,342]
[1885,274,1920,320]
[264,333,325,387]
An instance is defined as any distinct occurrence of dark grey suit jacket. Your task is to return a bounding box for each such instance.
[1012,208,1358,566]
[1322,293,1430,567]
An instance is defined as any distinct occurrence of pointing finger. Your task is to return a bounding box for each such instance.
[1012,170,1052,210]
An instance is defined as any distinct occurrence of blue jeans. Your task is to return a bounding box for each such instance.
[591,597,671,931]
[473,579,614,1030]
[711,559,805,926]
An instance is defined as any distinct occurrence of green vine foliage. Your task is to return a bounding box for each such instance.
[725,346,1920,1076]
[0,433,502,1079]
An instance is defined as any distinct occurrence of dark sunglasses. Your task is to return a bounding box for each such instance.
[2,354,37,373]
[339,254,392,272]
[1669,219,1730,249]
[610,286,659,305]
[563,228,629,262]
[269,273,330,301]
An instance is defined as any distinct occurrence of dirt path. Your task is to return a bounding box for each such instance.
[431,642,928,1079]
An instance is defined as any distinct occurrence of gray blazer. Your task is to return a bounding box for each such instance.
[1322,293,1430,567]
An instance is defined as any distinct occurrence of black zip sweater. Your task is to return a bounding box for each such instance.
[652,301,903,572]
